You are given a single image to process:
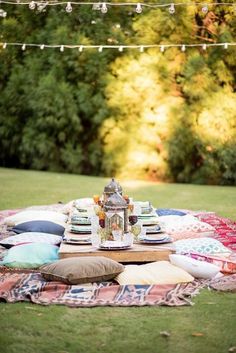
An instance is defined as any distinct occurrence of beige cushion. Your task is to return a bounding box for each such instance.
[4,210,67,227]
[40,256,124,284]
[115,261,194,285]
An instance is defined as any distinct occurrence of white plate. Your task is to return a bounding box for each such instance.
[138,238,172,244]
[63,239,92,245]
[99,241,132,250]
[98,245,132,251]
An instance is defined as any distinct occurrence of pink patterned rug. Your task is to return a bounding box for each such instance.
[0,270,206,307]
[195,213,236,252]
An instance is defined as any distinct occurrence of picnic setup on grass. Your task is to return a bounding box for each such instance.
[0,178,236,307]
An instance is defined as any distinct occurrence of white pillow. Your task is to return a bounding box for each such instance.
[74,198,95,208]
[115,261,194,285]
[0,232,62,248]
[169,254,220,279]
[173,237,232,256]
[159,215,215,239]
[4,210,68,226]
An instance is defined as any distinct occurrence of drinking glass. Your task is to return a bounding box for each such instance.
[129,215,138,225]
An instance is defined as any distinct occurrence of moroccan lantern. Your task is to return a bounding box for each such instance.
[103,178,123,202]
[103,190,128,240]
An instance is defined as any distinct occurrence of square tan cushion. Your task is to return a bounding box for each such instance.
[115,261,194,285]
[40,256,124,284]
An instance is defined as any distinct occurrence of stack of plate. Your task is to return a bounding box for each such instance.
[63,237,91,245]
[138,234,172,244]
[70,215,91,225]
[69,224,91,234]
[99,241,131,251]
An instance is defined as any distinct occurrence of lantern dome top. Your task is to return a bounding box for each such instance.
[104,178,122,195]
[104,191,127,209]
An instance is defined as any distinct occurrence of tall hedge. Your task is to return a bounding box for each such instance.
[0,2,236,184]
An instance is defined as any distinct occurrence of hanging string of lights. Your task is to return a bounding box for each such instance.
[0,1,235,15]
[1,41,235,52]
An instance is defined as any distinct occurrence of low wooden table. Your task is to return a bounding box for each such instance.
[59,242,174,263]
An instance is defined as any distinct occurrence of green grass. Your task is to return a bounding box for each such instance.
[0,167,236,353]
[0,167,236,219]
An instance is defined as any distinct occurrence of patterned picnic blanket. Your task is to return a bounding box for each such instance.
[195,213,236,252]
[0,271,206,307]
[0,206,236,307]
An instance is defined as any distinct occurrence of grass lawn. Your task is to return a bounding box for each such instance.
[0,167,236,353]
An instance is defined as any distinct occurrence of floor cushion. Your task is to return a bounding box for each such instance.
[12,220,65,236]
[169,254,220,279]
[40,256,124,284]
[173,237,232,256]
[159,215,215,240]
[156,208,186,216]
[184,253,236,274]
[115,261,194,285]
[4,210,67,226]
[0,243,59,269]
[0,232,62,249]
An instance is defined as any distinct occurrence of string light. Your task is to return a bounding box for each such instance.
[65,2,72,12]
[37,1,48,12]
[28,1,35,10]
[0,8,7,17]
[1,42,236,52]
[0,1,235,12]
[202,4,208,13]
[135,3,142,14]
[168,3,175,14]
[101,2,108,14]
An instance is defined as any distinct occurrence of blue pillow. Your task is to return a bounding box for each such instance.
[12,220,65,236]
[0,243,59,269]
[155,208,187,217]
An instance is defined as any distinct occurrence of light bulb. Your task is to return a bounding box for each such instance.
[139,46,144,52]
[3,42,7,49]
[92,3,101,10]
[66,2,72,13]
[37,1,48,12]
[202,43,207,50]
[60,45,64,52]
[202,4,208,14]
[160,45,165,52]
[79,45,83,52]
[136,3,142,14]
[22,44,26,51]
[181,45,186,52]
[40,44,45,50]
[29,1,36,10]
[101,3,108,14]
[98,46,103,52]
[169,3,175,14]
[118,46,123,52]
[0,9,7,17]
[224,43,228,49]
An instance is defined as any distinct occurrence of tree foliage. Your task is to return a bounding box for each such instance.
[0,1,236,184]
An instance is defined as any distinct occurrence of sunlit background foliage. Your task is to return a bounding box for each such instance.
[0,0,236,184]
